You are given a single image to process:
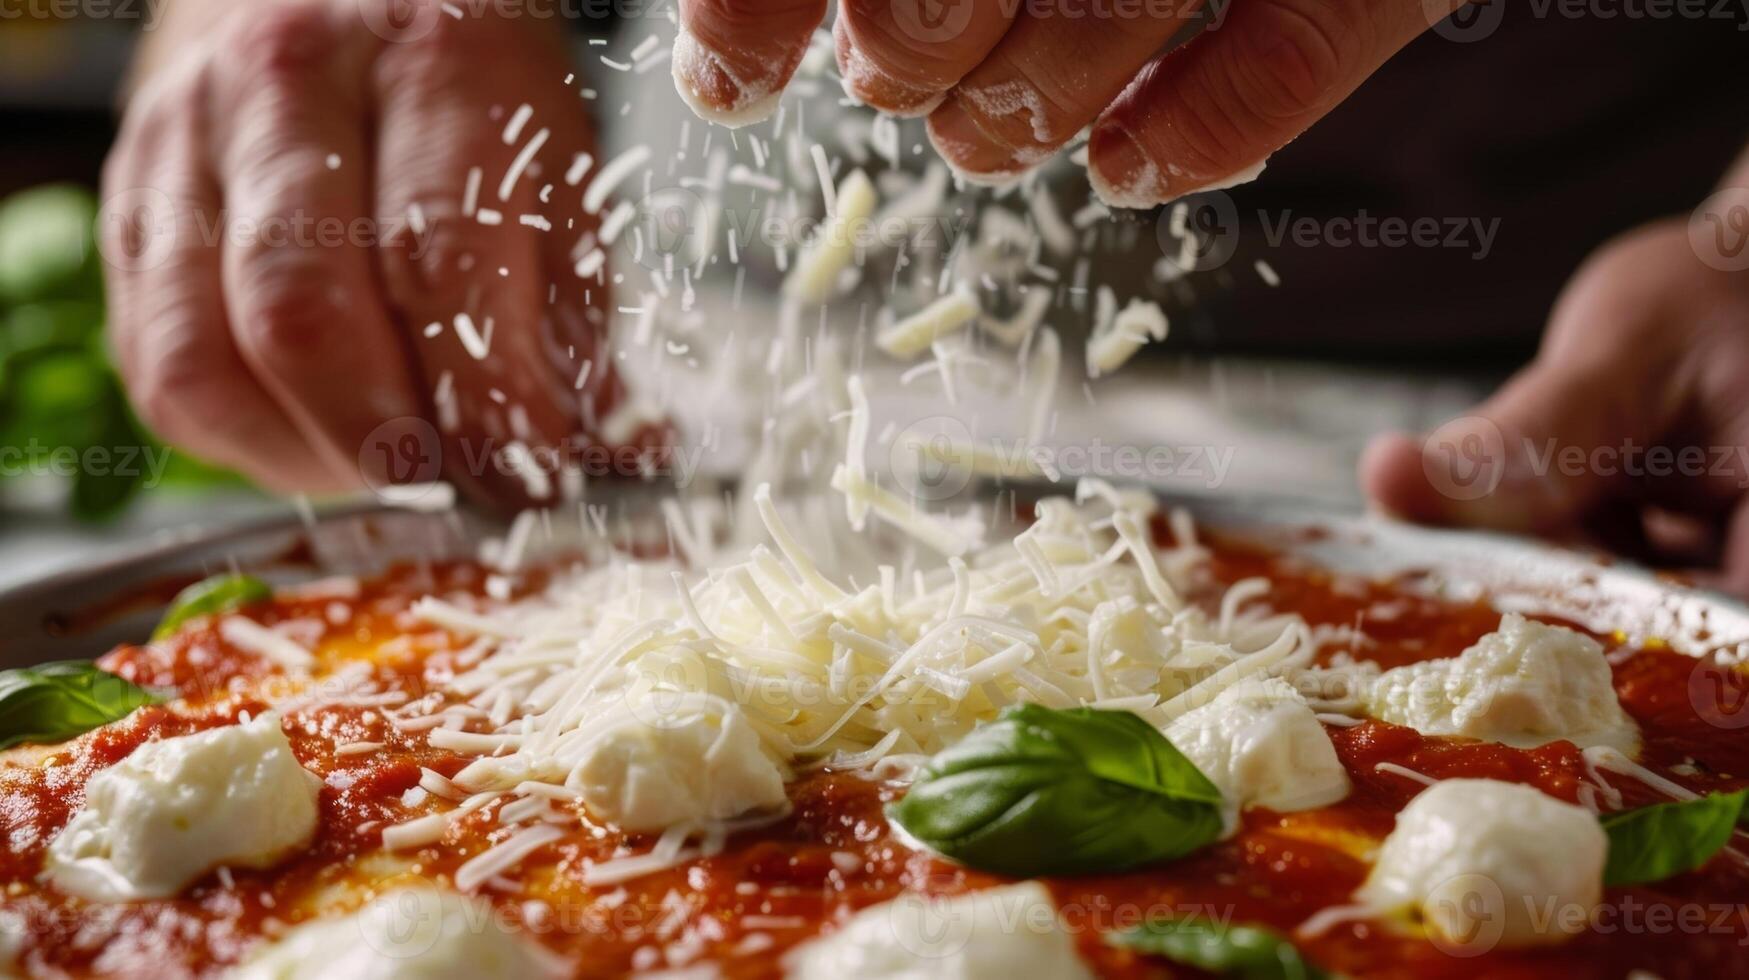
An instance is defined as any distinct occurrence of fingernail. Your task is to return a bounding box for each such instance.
[926,97,1029,186]
[671,29,779,128]
[835,23,944,117]
[1087,124,1167,209]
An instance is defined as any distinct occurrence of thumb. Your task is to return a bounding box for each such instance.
[1363,225,1710,534]
[1365,332,1683,538]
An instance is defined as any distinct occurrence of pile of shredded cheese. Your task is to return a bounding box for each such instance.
[385,472,1313,886]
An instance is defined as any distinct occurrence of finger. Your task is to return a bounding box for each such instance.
[208,5,425,489]
[1362,338,1680,539]
[101,66,342,493]
[673,0,828,127]
[1360,368,1667,535]
[1712,497,1749,599]
[925,0,1203,183]
[373,13,607,504]
[834,0,1018,117]
[1087,0,1465,206]
[1634,505,1722,568]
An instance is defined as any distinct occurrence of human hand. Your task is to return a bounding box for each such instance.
[104,0,631,503]
[1362,191,1749,593]
[671,0,1467,204]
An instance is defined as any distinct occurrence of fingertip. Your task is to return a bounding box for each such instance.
[1086,122,1167,210]
[834,19,944,117]
[1360,431,1449,525]
[925,96,1034,186]
[671,28,782,128]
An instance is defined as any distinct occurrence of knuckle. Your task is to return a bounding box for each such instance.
[374,13,502,88]
[228,4,336,85]
[959,63,1082,154]
[233,259,342,360]
[840,0,957,82]
[1231,0,1365,120]
[125,346,229,442]
[1168,78,1259,176]
[692,0,814,29]
[377,217,498,308]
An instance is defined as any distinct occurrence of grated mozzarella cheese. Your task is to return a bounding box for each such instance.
[395,479,1316,894]
[784,169,878,304]
[875,289,980,359]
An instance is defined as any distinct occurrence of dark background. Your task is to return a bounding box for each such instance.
[5,6,1747,362]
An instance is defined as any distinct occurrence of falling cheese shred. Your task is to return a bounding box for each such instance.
[1087,298,1169,377]
[876,289,980,359]
[784,169,878,304]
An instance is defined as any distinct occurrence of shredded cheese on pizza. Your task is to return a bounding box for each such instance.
[389,474,1314,884]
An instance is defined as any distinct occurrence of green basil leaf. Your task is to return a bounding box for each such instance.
[889,703,1224,876]
[0,184,101,307]
[0,661,160,750]
[1108,919,1329,980]
[1601,789,1747,887]
[153,573,273,641]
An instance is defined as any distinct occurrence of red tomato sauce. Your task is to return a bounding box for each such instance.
[0,533,1745,979]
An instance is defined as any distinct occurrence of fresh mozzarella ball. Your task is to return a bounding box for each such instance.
[45,713,320,901]
[1366,614,1637,753]
[575,696,788,832]
[1166,677,1350,831]
[234,886,553,979]
[1358,778,1606,949]
[785,882,1094,980]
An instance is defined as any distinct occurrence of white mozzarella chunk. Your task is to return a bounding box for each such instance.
[1358,778,1605,948]
[45,714,319,901]
[575,698,788,832]
[1365,614,1638,753]
[1165,677,1350,831]
[234,887,553,979]
[785,882,1093,980]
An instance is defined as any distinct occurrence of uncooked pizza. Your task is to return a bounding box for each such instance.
[2,486,1746,979]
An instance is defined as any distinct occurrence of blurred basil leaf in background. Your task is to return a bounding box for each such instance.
[0,184,243,521]
[0,183,102,306]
